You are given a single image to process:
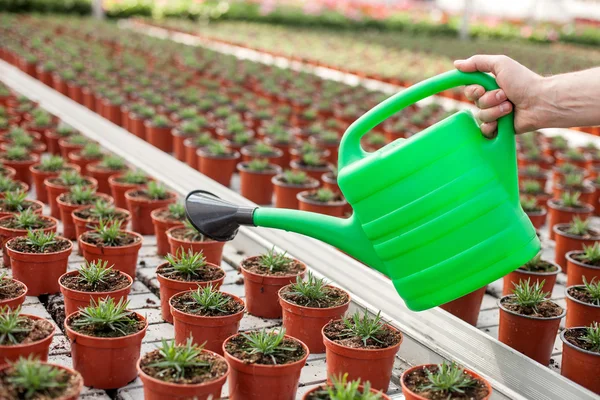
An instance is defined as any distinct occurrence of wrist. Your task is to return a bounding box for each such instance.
[525,75,555,131]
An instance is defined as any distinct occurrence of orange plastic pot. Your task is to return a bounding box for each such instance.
[87,163,127,195]
[223,334,309,400]
[565,251,600,286]
[145,123,173,153]
[150,208,184,256]
[72,207,130,255]
[323,323,402,392]
[138,349,229,400]
[439,286,487,326]
[272,175,320,209]
[0,314,55,365]
[166,227,226,266]
[0,165,16,180]
[1,153,39,185]
[553,224,600,271]
[183,138,200,168]
[0,215,58,268]
[298,191,347,217]
[59,270,133,318]
[58,137,85,159]
[0,362,83,399]
[45,176,98,220]
[565,285,600,328]
[0,199,43,220]
[171,129,194,162]
[526,208,547,230]
[0,181,28,199]
[401,364,492,400]
[238,163,281,205]
[7,236,72,296]
[57,193,113,240]
[498,296,565,365]
[171,291,244,354]
[29,164,79,203]
[157,261,225,323]
[45,129,67,155]
[80,230,142,279]
[502,263,561,296]
[124,189,177,235]
[240,257,306,319]
[128,114,146,139]
[290,160,332,182]
[197,149,240,187]
[279,285,350,353]
[0,279,27,310]
[67,151,101,176]
[108,174,150,210]
[65,311,147,389]
[560,328,600,394]
[547,201,593,240]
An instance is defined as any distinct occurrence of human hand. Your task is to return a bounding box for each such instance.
[454,55,543,137]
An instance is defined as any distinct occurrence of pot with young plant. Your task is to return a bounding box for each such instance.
[264,127,292,166]
[0,145,39,186]
[303,373,390,400]
[223,328,309,400]
[183,133,213,168]
[518,165,549,189]
[298,188,348,217]
[67,142,103,175]
[0,272,27,310]
[279,272,350,353]
[566,242,600,286]
[498,279,565,365]
[0,306,55,365]
[543,135,568,159]
[45,125,75,155]
[554,217,600,270]
[547,192,594,240]
[517,148,553,170]
[551,162,587,185]
[0,190,43,219]
[401,361,492,400]
[166,221,226,266]
[439,286,487,326]
[7,230,72,296]
[57,185,113,240]
[58,134,90,159]
[59,260,133,319]
[146,115,174,153]
[72,200,131,254]
[553,173,595,205]
[272,170,320,210]
[556,148,589,169]
[0,164,16,181]
[503,253,561,296]
[241,141,284,168]
[0,355,84,399]
[291,152,332,182]
[138,338,230,400]
[308,130,341,164]
[79,220,143,279]
[519,180,551,208]
[520,196,546,229]
[29,155,78,203]
[0,134,46,157]
[45,171,98,220]
[87,155,128,195]
[65,297,147,389]
[560,322,600,394]
[565,278,600,328]
[240,248,306,319]
[237,159,281,205]
[125,181,177,235]
[151,203,186,256]
[108,170,152,210]
[323,309,403,391]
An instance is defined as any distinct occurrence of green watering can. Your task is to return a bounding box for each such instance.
[185,70,541,311]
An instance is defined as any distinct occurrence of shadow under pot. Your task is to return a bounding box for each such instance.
[322,319,403,392]
[59,269,133,319]
[0,313,55,366]
[560,327,600,395]
[65,310,147,389]
[0,361,83,400]
[107,173,152,210]
[0,214,58,268]
[138,346,230,400]
[547,199,593,240]
[197,147,240,187]
[29,163,79,203]
[565,285,600,328]
[297,189,348,217]
[240,255,306,319]
[44,175,98,220]
[401,364,492,400]
[72,205,131,255]
[553,223,600,272]
[86,162,129,195]
[223,332,309,400]
[56,191,113,240]
[79,229,143,279]
[565,250,600,287]
[170,289,245,355]
[124,188,177,235]
[150,207,185,256]
[0,151,39,185]
[502,258,561,296]
[0,276,27,310]
[237,162,281,205]
[6,234,72,296]
[439,286,487,326]
[497,295,565,365]
[166,226,226,266]
[156,259,226,323]
[271,174,320,210]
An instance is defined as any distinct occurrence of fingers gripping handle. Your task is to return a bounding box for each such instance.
[338,70,514,169]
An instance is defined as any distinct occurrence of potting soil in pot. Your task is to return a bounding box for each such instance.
[225,335,306,365]
[0,316,53,345]
[0,364,81,399]
[324,320,402,349]
[171,291,243,316]
[500,298,564,318]
[68,312,145,338]
[402,365,490,400]
[157,263,224,283]
[242,257,305,277]
[280,286,349,308]
[139,349,229,384]
[8,236,70,254]
[0,279,26,301]
[60,271,130,292]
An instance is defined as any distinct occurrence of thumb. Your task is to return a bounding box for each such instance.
[454,55,504,75]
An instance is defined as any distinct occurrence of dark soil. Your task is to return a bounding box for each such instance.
[127,189,174,201]
[280,285,349,308]
[297,159,329,168]
[519,260,558,273]
[73,207,128,222]
[140,349,228,384]
[274,175,314,187]
[0,365,80,400]
[501,297,564,318]
[114,176,150,184]
[80,230,139,247]
[524,205,543,213]
[6,236,70,254]
[0,200,42,213]
[241,256,305,277]
[169,227,206,242]
[323,319,402,349]
[0,278,26,300]
[154,208,185,222]
[225,334,306,365]
[402,365,490,400]
[572,252,600,267]
[550,199,590,211]
[0,317,53,346]
[60,270,130,293]
[68,312,145,338]
[170,291,244,317]
[564,327,600,353]
[556,225,600,239]
[0,217,54,230]
[58,192,104,206]
[47,177,94,187]
[567,286,600,306]
[304,192,344,204]
[157,263,224,282]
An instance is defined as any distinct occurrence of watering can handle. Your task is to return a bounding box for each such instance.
[338,70,514,169]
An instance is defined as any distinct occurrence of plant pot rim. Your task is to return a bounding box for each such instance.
[240,255,307,280]
[0,215,58,233]
[513,261,561,276]
[6,235,72,256]
[87,162,128,175]
[0,361,83,400]
[297,190,347,207]
[290,160,332,172]
[322,320,403,353]
[80,229,143,249]
[236,162,282,175]
[44,176,98,190]
[278,284,351,311]
[108,174,152,187]
[556,182,595,193]
[156,261,224,285]
[223,333,309,369]
[165,226,223,245]
[72,206,131,223]
[56,192,112,207]
[29,163,79,174]
[196,148,241,160]
[559,328,600,357]
[0,198,44,213]
[0,278,27,304]
[552,223,600,240]
[0,313,55,350]
[150,207,185,223]
[124,188,177,203]
[64,310,148,341]
[547,200,594,214]
[67,150,103,162]
[271,174,320,189]
[524,207,547,217]
[564,285,600,308]
[497,295,566,320]
[321,171,337,185]
[565,251,600,270]
[0,153,40,164]
[58,269,133,296]
[240,145,283,158]
[303,384,389,399]
[169,290,245,320]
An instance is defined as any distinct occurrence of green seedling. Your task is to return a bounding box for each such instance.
[163,248,207,280]
[566,216,590,236]
[67,135,88,146]
[99,155,126,170]
[582,277,600,306]
[581,322,600,352]
[148,338,210,380]
[580,243,600,264]
[240,328,296,364]
[1,190,28,212]
[71,297,135,336]
[0,176,20,193]
[247,159,270,172]
[0,306,31,345]
[561,192,582,208]
[152,115,170,128]
[6,356,67,399]
[11,209,42,229]
[167,203,186,220]
[24,230,57,252]
[78,260,114,289]
[68,185,96,205]
[4,146,29,161]
[187,284,230,314]
[88,219,124,246]
[565,148,585,161]
[520,196,539,212]
[253,142,275,155]
[89,200,116,220]
[288,271,329,302]
[282,170,308,185]
[259,247,292,273]
[315,188,336,203]
[12,135,33,148]
[57,170,86,186]
[520,180,542,194]
[119,170,148,184]
[558,163,579,174]
[522,253,554,272]
[182,220,205,241]
[509,279,548,311]
[81,143,102,158]
[38,155,65,172]
[563,173,584,187]
[146,181,170,200]
[321,373,381,400]
[341,310,385,346]
[419,362,476,397]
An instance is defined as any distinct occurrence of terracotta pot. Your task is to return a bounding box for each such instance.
[197,149,240,187]
[102,100,122,125]
[240,145,284,168]
[166,227,226,266]
[552,182,595,205]
[502,263,561,297]
[554,223,600,271]
[565,285,600,328]
[279,285,350,353]
[547,200,593,240]
[0,181,29,200]
[526,208,547,229]
[518,171,548,190]
[44,129,65,155]
[323,322,402,392]
[0,215,58,268]
[565,251,600,286]
[145,123,174,153]
[0,314,55,365]
[7,236,72,296]
[67,151,102,176]
[498,296,565,365]
[125,189,177,235]
[0,279,27,310]
[58,137,86,159]
[290,160,332,182]
[171,291,244,354]
[72,207,130,256]
[65,311,147,389]
[79,230,142,279]
[128,114,147,139]
[67,82,84,104]
[87,163,128,195]
[560,328,600,394]
[57,192,113,240]
[0,361,83,399]
[0,199,44,220]
[29,164,79,203]
[297,191,347,217]
[400,364,492,400]
[0,166,16,180]
[183,137,200,167]
[302,385,390,400]
[238,163,281,205]
[150,208,184,256]
[439,286,487,326]
[552,165,588,186]
[138,349,229,400]
[1,154,39,185]
[591,181,600,215]
[157,261,225,323]
[264,138,291,167]
[223,334,309,400]
[108,174,151,210]
[59,270,133,318]
[240,256,306,319]
[172,129,195,162]
[45,176,98,220]
[82,87,96,111]
[272,175,320,209]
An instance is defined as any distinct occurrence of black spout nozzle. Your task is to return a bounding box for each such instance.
[185,190,256,242]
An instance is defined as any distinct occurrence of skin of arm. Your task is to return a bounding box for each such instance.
[454,55,600,137]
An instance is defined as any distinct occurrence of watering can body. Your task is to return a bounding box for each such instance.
[186,70,540,311]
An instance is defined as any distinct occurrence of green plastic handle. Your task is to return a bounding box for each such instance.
[338,70,513,169]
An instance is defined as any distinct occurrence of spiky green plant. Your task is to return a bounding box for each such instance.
[87,219,125,246]
[258,247,292,273]
[192,133,213,147]
[11,209,42,229]
[253,142,275,155]
[561,192,582,208]
[4,146,29,161]
[67,135,88,146]
[579,243,600,264]
[148,338,210,380]
[6,356,67,399]
[68,185,96,205]
[319,373,381,400]
[520,180,542,194]
[163,248,207,280]
[522,254,554,272]
[56,125,75,137]
[282,170,308,185]
[80,143,102,158]
[78,260,114,289]
[520,196,539,212]
[99,155,126,170]
[167,203,186,220]
[57,170,86,186]
[550,136,568,149]
[247,159,270,172]
[89,200,116,220]
[509,279,549,311]
[341,310,385,346]
[71,297,135,336]
[24,230,57,252]
[187,284,230,314]
[418,362,476,397]
[565,148,585,161]
[0,306,31,345]
[558,163,579,174]
[1,190,28,212]
[240,328,296,364]
[315,188,336,203]
[563,173,584,187]
[38,155,65,172]
[146,181,170,200]
[524,165,541,175]
[367,133,386,146]
[287,271,329,302]
[566,216,590,236]
[580,322,600,352]
[12,135,33,148]
[582,277,600,306]
[119,170,147,184]
[302,152,324,167]
[0,176,20,193]
[181,220,204,241]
